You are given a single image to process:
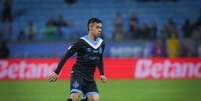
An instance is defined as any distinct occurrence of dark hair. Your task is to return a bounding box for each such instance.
[87,17,102,30]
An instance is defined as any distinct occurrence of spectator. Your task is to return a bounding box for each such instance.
[47,18,56,26]
[129,12,140,39]
[55,15,69,36]
[167,33,180,57]
[17,29,26,41]
[113,12,125,41]
[0,2,3,19]
[140,22,150,38]
[192,27,201,41]
[44,18,58,41]
[25,20,37,41]
[152,39,167,57]
[150,18,157,39]
[2,18,12,40]
[182,19,194,38]
[55,15,68,27]
[64,0,77,5]
[2,0,12,22]
[195,9,201,27]
[0,40,10,58]
[161,18,178,39]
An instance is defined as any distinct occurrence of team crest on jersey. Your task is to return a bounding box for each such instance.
[86,48,92,52]
[73,81,79,88]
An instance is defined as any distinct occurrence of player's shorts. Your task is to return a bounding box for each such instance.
[70,75,99,97]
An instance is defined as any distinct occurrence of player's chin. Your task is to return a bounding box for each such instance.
[96,33,102,37]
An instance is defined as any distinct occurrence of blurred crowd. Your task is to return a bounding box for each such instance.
[0,0,201,58]
[0,0,77,42]
[111,11,201,57]
[16,15,74,41]
[112,11,201,41]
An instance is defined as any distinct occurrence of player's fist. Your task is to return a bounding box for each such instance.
[48,72,58,82]
[100,75,107,83]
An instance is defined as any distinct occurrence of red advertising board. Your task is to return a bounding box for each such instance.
[0,58,201,80]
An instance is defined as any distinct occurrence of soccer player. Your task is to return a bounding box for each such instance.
[48,18,107,101]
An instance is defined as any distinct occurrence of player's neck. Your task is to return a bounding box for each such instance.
[88,33,97,41]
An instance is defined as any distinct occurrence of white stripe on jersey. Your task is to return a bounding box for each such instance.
[81,35,103,49]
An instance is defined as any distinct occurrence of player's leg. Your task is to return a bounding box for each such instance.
[67,76,83,101]
[67,92,81,101]
[79,95,99,101]
[83,80,99,101]
[86,92,99,101]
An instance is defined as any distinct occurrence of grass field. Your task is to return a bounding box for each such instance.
[0,80,201,101]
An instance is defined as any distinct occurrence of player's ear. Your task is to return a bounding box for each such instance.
[89,23,93,30]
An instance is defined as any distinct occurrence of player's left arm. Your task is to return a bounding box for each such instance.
[97,43,107,83]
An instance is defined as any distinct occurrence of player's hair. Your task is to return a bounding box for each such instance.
[87,17,102,31]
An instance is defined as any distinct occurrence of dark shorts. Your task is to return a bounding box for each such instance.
[70,75,99,97]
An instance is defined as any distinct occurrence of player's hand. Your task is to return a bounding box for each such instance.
[48,72,58,82]
[100,75,107,83]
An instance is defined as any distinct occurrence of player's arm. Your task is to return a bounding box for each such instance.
[97,43,107,83]
[48,41,80,82]
[99,57,107,83]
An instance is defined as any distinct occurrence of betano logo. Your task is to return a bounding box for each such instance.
[0,58,201,80]
[135,59,201,79]
[0,60,57,79]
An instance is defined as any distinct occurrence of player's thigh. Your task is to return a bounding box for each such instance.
[82,81,99,96]
[70,76,83,93]
[87,95,99,101]
[82,81,99,101]
[70,76,83,100]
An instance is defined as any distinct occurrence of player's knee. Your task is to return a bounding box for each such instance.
[92,97,99,101]
[70,93,81,101]
[87,96,99,101]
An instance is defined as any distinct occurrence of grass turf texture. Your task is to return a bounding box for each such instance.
[0,80,201,101]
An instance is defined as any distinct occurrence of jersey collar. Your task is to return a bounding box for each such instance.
[81,35,103,49]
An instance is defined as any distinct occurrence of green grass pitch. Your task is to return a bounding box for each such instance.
[0,80,201,101]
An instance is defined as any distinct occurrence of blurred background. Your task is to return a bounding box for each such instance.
[0,0,201,101]
[0,0,201,58]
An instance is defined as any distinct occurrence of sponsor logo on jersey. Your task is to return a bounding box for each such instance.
[73,81,79,88]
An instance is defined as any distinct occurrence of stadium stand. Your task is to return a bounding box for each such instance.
[1,0,201,57]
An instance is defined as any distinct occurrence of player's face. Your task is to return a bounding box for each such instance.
[90,23,102,38]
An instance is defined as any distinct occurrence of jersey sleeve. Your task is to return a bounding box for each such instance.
[54,40,81,75]
[97,43,105,75]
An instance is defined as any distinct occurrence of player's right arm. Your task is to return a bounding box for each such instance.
[48,40,80,82]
